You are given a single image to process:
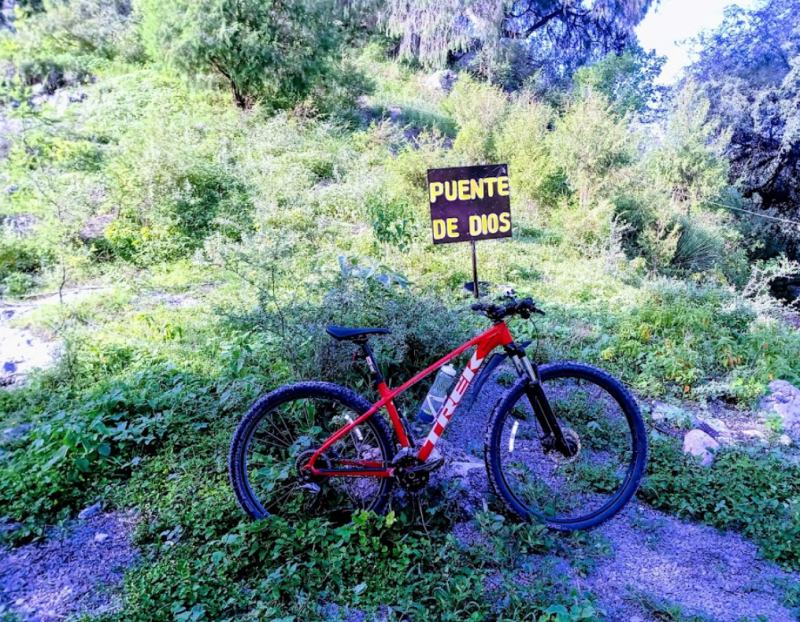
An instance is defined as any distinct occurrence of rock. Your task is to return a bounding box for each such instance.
[758,380,800,441]
[423,70,457,93]
[698,417,733,443]
[778,434,792,446]
[1,213,39,237]
[94,532,109,543]
[741,429,767,442]
[78,214,114,243]
[78,502,103,520]
[683,429,720,466]
[4,183,18,195]
[651,401,694,428]
[0,516,22,536]
[1,423,32,444]
[449,459,484,478]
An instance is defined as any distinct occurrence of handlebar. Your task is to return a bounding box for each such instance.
[471,296,545,321]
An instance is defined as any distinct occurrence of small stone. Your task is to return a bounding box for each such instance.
[778,434,792,446]
[449,460,484,478]
[423,69,457,93]
[94,532,109,543]
[683,429,720,466]
[741,429,767,441]
[759,380,800,442]
[78,502,102,520]
[2,423,32,443]
[698,417,733,443]
[651,401,693,428]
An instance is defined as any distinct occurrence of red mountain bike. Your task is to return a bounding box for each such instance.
[229,295,647,530]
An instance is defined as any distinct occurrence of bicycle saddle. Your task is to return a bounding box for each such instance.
[325,325,391,342]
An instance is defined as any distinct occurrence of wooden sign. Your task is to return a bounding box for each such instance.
[427,164,512,245]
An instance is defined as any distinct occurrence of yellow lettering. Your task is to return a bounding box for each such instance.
[457,179,470,201]
[497,176,510,196]
[499,212,511,232]
[469,178,484,201]
[432,219,446,240]
[444,181,458,201]
[484,177,497,197]
[429,181,444,203]
[446,217,459,238]
[469,215,482,236]
[487,213,499,233]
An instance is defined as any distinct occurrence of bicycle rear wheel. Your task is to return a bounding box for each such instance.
[485,362,647,530]
[229,382,395,521]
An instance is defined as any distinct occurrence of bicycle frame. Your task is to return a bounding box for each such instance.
[304,321,516,478]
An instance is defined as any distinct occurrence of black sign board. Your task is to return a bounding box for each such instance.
[427,164,512,245]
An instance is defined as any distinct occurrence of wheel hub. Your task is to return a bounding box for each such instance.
[295,449,330,480]
[548,427,581,465]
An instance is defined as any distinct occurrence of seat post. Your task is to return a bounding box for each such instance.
[359,341,383,386]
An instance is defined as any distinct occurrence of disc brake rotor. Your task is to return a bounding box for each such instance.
[548,427,581,465]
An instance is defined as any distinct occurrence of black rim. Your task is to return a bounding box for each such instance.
[496,373,639,525]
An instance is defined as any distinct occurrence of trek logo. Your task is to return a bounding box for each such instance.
[422,352,484,453]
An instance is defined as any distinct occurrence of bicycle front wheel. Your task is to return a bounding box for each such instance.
[485,362,647,530]
[228,382,395,522]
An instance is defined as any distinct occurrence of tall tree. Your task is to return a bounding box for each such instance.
[383,0,655,88]
[686,0,800,257]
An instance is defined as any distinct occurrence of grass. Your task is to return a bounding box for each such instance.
[2,15,800,621]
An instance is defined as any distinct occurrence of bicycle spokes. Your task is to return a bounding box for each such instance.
[498,376,635,522]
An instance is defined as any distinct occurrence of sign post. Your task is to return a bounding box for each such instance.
[427,164,512,298]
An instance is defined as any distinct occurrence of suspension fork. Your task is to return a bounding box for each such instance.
[506,346,576,458]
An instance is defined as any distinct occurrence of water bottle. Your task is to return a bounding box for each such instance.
[416,364,457,424]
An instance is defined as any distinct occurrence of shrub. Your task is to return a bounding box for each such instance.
[549,93,634,209]
[0,237,42,280]
[494,98,566,208]
[364,191,417,251]
[444,75,508,161]
[600,278,800,401]
[139,0,342,109]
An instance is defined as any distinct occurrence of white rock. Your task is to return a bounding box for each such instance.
[683,429,720,466]
[449,460,484,478]
[741,429,766,441]
[78,502,102,520]
[778,434,792,446]
[651,401,693,427]
[423,70,457,93]
[94,532,109,543]
[759,380,800,441]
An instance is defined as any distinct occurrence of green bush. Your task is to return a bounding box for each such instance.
[494,98,566,208]
[364,191,417,251]
[139,0,342,109]
[600,279,800,401]
[0,237,42,279]
[445,75,508,161]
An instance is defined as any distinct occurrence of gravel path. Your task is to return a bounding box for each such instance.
[433,365,800,622]
[0,511,138,621]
